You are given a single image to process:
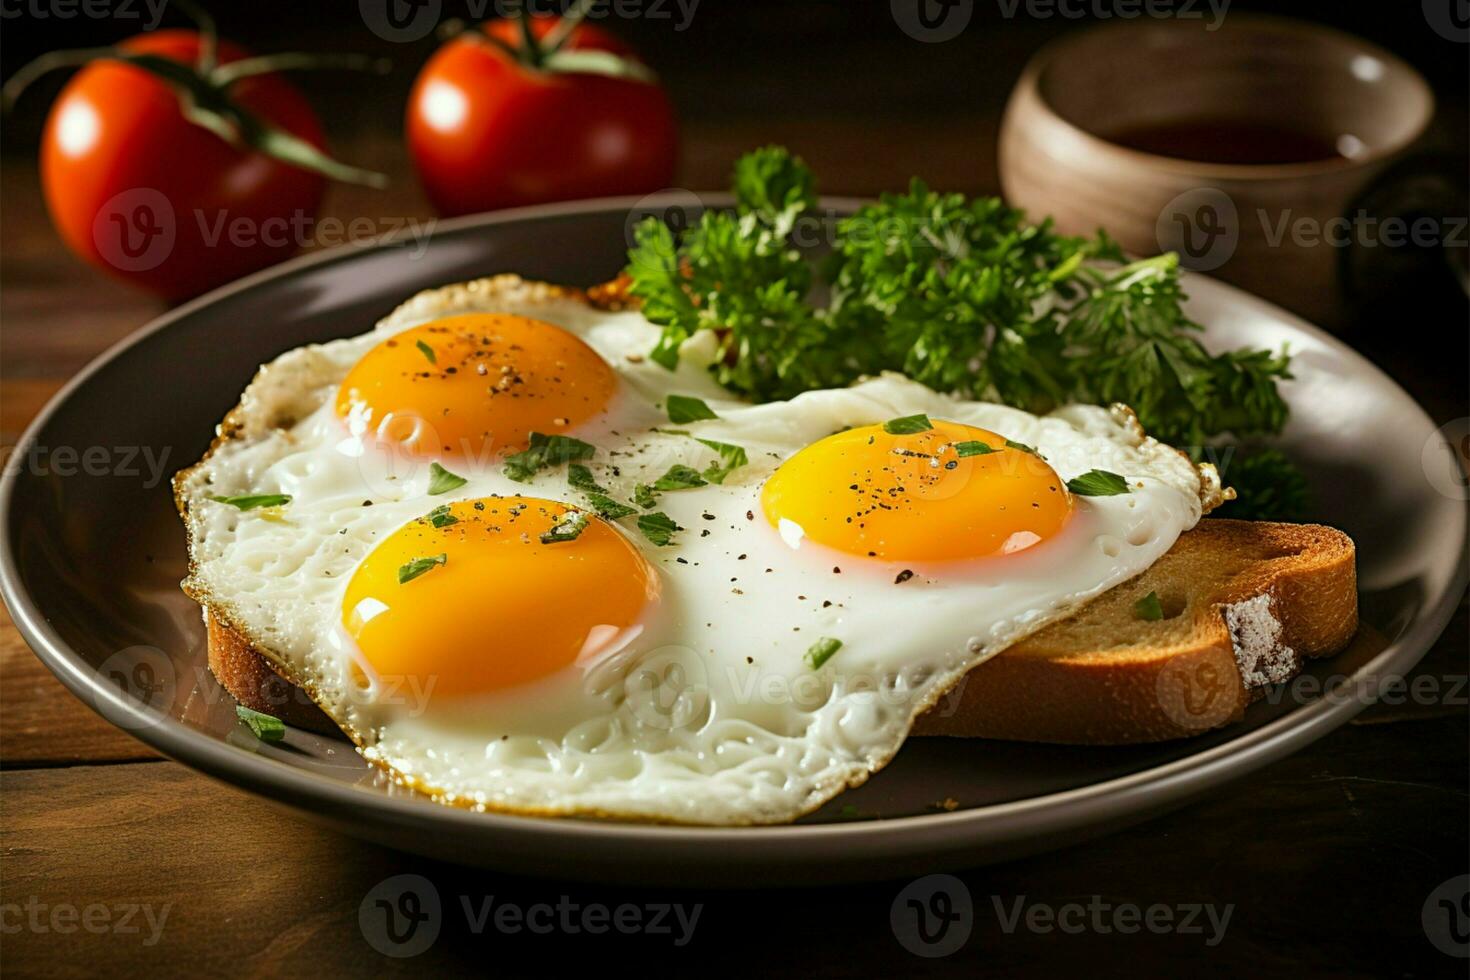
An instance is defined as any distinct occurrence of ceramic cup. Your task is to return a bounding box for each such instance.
[999,15,1451,327]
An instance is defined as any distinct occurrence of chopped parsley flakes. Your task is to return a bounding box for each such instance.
[235,704,286,741]
[1066,469,1131,496]
[695,438,748,484]
[804,636,843,669]
[666,394,718,423]
[636,512,680,546]
[952,440,994,458]
[652,464,708,491]
[540,510,589,544]
[398,553,446,584]
[883,414,932,435]
[427,462,467,495]
[633,484,659,509]
[583,492,637,520]
[1133,590,1164,621]
[567,463,606,493]
[209,493,291,511]
[504,432,596,482]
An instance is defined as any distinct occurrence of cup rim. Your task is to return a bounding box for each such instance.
[1017,13,1436,181]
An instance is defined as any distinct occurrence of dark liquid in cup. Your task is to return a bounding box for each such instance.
[1107,119,1345,165]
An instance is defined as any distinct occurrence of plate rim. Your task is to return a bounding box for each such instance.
[2,195,1465,865]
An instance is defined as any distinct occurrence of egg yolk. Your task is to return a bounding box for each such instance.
[760,421,1073,562]
[341,496,658,698]
[335,314,616,459]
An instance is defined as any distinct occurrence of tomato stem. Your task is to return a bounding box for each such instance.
[4,40,389,187]
[210,52,391,89]
[541,0,600,55]
[0,47,115,112]
[449,4,657,84]
[513,2,543,66]
[540,48,655,83]
[167,0,219,73]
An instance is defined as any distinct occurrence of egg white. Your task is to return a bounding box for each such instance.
[176,275,1220,825]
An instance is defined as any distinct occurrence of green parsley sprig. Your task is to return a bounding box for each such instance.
[625,146,1304,518]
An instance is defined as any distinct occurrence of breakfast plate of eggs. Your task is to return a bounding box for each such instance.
[176,275,1221,826]
[2,198,1463,881]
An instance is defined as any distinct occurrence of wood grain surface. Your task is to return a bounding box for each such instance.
[2,102,1466,980]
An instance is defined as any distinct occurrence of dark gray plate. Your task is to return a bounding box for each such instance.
[2,197,1465,886]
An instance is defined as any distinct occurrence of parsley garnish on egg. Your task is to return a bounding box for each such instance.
[952,440,995,458]
[804,637,843,669]
[504,432,596,482]
[1004,439,1041,457]
[637,512,681,546]
[398,553,446,584]
[567,463,606,493]
[666,394,719,423]
[651,464,708,491]
[1066,470,1131,496]
[695,438,748,484]
[540,510,589,544]
[563,460,643,518]
[209,493,292,511]
[628,436,750,513]
[882,414,933,435]
[633,484,659,509]
[427,462,467,495]
[583,492,637,520]
[426,504,459,528]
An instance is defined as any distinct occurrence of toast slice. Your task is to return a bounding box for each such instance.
[913,519,1357,743]
[206,519,1356,745]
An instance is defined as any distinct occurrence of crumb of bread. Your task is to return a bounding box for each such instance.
[1224,593,1300,688]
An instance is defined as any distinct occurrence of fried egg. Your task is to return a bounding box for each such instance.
[176,275,1223,825]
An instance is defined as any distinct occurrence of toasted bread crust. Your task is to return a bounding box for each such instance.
[913,520,1357,743]
[201,520,1356,746]
[207,613,338,734]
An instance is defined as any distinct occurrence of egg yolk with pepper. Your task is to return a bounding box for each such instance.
[760,420,1073,562]
[336,314,615,459]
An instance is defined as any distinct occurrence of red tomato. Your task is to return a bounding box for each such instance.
[40,30,327,301]
[407,17,678,216]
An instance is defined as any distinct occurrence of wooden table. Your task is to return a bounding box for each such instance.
[2,123,1466,976]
